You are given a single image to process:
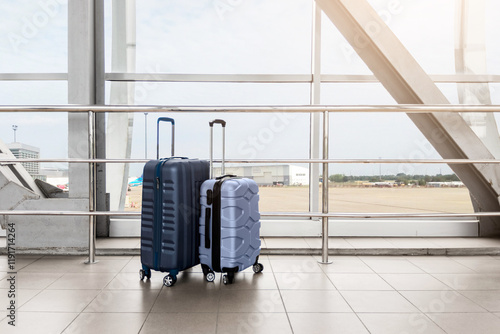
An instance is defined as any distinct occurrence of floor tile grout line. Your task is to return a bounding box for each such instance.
[12,255,65,314]
[269,253,295,334]
[126,255,158,334]
[322,262,372,334]
[390,282,450,333]
[358,255,451,333]
[447,256,499,275]
[57,256,129,334]
[453,290,491,314]
[14,255,51,309]
[215,274,223,334]
[137,284,165,333]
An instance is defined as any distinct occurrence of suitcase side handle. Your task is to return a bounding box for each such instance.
[159,156,188,161]
[204,207,211,249]
[209,119,226,179]
[215,174,236,180]
[157,117,175,159]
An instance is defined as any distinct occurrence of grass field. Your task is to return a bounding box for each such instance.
[126,185,474,213]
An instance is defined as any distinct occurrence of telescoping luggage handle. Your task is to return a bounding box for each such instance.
[209,119,226,179]
[157,117,175,159]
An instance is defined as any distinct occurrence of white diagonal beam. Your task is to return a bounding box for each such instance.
[317,0,500,235]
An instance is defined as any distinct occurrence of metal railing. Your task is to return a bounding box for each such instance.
[1,104,500,264]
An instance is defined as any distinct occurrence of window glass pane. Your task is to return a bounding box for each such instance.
[375,0,455,75]
[0,111,67,160]
[0,81,67,104]
[491,84,500,104]
[320,83,395,104]
[322,0,457,75]
[321,12,372,75]
[485,0,500,75]
[105,0,312,74]
[0,0,68,72]
[321,83,450,175]
[490,84,500,132]
[436,83,459,104]
[105,82,311,213]
[108,83,311,158]
[106,81,310,105]
[0,81,68,179]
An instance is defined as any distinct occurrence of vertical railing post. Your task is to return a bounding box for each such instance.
[86,110,98,264]
[309,1,322,216]
[319,110,332,264]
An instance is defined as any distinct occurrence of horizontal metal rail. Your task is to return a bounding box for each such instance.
[0,105,499,113]
[0,73,68,81]
[106,73,500,83]
[0,210,498,218]
[1,158,500,164]
[2,73,500,83]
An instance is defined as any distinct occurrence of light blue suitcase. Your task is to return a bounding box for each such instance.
[199,120,263,285]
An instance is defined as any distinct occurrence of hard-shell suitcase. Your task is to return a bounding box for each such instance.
[199,119,263,285]
[140,117,209,287]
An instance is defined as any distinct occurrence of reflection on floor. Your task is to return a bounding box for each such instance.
[2,244,500,333]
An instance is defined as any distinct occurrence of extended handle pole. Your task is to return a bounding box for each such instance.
[209,119,226,178]
[156,117,175,159]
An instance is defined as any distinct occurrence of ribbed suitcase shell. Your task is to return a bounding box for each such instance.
[141,158,209,275]
[199,177,261,272]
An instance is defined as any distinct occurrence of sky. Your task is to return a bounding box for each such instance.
[0,0,499,178]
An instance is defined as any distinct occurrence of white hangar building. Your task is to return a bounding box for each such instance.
[212,164,309,186]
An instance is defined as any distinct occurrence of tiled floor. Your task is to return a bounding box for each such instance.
[2,253,500,333]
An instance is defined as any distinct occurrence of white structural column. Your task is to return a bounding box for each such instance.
[316,0,500,236]
[106,0,136,211]
[94,0,108,237]
[455,0,500,159]
[68,0,95,198]
[309,2,321,214]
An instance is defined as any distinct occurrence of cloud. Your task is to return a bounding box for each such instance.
[0,0,68,72]
[134,0,312,74]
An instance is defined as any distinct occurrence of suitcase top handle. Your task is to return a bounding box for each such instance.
[157,117,175,159]
[209,119,226,127]
[209,119,226,179]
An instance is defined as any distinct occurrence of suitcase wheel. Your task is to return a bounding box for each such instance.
[205,271,216,282]
[139,269,151,280]
[252,263,264,274]
[163,274,177,287]
[222,273,234,285]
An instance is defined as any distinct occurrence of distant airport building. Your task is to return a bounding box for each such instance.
[41,167,69,189]
[212,164,309,186]
[7,142,46,181]
[426,181,465,188]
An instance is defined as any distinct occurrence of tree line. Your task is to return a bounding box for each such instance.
[328,173,460,186]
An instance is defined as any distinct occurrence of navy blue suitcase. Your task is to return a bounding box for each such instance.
[139,117,209,286]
